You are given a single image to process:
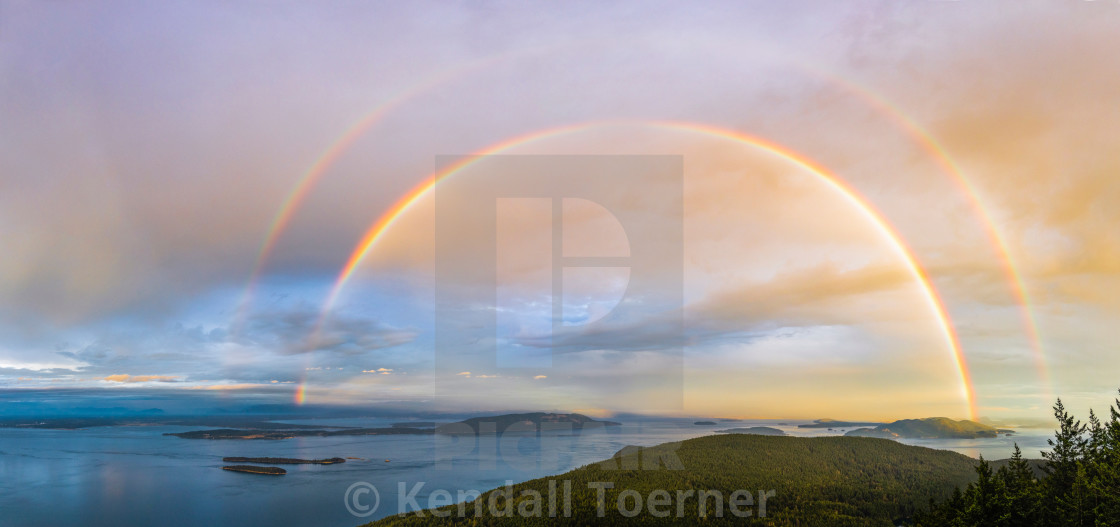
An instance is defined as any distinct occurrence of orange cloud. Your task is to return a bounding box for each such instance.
[101,374,178,383]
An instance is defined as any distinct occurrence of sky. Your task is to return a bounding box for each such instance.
[2,1,1119,423]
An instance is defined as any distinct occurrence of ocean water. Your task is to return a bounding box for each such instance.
[0,419,1053,527]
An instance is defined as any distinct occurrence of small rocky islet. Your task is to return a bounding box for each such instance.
[221,465,286,476]
[221,456,346,465]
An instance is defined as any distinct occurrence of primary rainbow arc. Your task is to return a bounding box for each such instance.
[315,120,980,420]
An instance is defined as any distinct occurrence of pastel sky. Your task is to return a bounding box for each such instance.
[2,1,1119,422]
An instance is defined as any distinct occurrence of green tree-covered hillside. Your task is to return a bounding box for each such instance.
[368,434,982,526]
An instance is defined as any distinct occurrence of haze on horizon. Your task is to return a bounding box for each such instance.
[2,1,1119,424]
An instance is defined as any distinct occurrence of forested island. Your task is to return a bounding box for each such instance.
[168,427,434,440]
[844,417,998,439]
[433,413,620,435]
[716,426,786,436]
[221,465,286,476]
[169,412,619,440]
[797,418,885,428]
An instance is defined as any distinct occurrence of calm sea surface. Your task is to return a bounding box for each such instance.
[0,418,1053,527]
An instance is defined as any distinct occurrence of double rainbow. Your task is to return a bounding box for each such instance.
[268,58,1047,416]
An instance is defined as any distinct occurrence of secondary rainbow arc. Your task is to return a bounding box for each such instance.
[806,73,1051,400]
[240,49,1046,408]
[234,52,519,332]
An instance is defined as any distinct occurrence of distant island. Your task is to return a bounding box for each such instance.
[0,416,336,431]
[434,413,620,435]
[693,421,717,426]
[845,417,999,439]
[798,418,885,428]
[221,465,285,476]
[169,412,619,439]
[167,427,433,440]
[716,426,786,436]
[221,456,345,464]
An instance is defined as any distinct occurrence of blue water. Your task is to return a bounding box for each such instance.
[0,419,1053,527]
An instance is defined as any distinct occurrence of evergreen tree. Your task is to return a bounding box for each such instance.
[1043,399,1086,484]
[946,486,965,526]
[1042,399,1088,525]
[1096,390,1120,525]
[1082,410,1106,525]
[1105,389,1120,464]
[1088,410,1106,466]
[1069,462,1095,526]
[921,497,947,526]
[1001,443,1039,526]
[963,456,1008,526]
[916,390,1120,527]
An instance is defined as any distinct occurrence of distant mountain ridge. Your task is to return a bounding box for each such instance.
[166,412,620,439]
[434,412,620,435]
[797,418,885,428]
